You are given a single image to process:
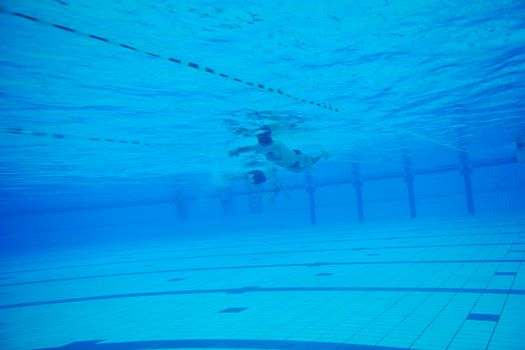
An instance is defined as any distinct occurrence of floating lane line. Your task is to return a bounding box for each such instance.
[4,9,338,113]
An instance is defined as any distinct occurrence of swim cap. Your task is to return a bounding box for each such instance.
[257,131,273,147]
[247,170,267,185]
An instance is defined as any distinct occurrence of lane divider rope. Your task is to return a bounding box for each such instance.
[0,7,489,158]
[4,9,338,112]
[2,127,151,146]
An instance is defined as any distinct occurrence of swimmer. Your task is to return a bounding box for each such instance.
[229,126,328,172]
[224,165,276,185]
[227,166,285,199]
[245,169,270,185]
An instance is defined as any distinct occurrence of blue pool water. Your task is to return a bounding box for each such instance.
[1,0,525,349]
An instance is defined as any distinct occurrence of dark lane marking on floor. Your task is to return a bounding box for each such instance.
[227,286,260,294]
[32,338,410,350]
[494,272,517,276]
[316,273,333,276]
[219,307,247,313]
[2,228,522,272]
[466,313,501,322]
[3,286,525,309]
[0,242,521,276]
[167,278,186,282]
[2,259,524,288]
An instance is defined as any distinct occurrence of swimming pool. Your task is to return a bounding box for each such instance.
[1,1,524,349]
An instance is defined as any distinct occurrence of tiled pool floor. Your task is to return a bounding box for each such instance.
[1,217,524,349]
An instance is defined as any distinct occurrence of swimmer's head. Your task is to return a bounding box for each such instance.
[257,131,273,147]
[246,170,267,185]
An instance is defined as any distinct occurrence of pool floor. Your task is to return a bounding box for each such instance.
[1,217,524,349]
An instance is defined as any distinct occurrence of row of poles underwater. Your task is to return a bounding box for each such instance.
[175,154,517,225]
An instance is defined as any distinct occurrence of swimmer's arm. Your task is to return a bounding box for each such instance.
[267,169,289,200]
[269,180,290,200]
[229,145,258,157]
[308,150,330,166]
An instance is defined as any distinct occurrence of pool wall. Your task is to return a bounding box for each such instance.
[2,161,524,254]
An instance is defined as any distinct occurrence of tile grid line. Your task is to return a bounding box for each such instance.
[4,259,525,289]
[443,234,516,350]
[373,249,478,347]
[294,267,401,342]
[241,289,334,338]
[305,253,459,343]
[0,227,508,267]
[408,243,502,348]
[483,244,524,350]
[402,242,490,346]
[1,227,523,349]
[2,226,523,271]
[282,261,413,341]
[311,292,380,341]
[249,282,343,340]
[345,262,450,344]
[2,241,523,277]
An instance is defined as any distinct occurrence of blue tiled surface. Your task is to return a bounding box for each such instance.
[1,217,524,350]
